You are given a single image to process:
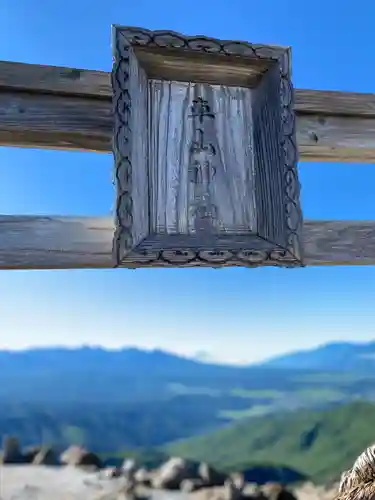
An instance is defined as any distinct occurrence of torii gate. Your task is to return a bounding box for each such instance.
[0,25,374,270]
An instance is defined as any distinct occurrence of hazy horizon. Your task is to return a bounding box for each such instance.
[0,336,374,367]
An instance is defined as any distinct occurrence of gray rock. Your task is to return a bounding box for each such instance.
[152,457,199,490]
[123,458,137,475]
[60,445,103,469]
[23,445,43,464]
[225,477,245,500]
[181,478,206,492]
[2,435,25,464]
[32,446,60,466]
[135,467,152,486]
[199,462,227,486]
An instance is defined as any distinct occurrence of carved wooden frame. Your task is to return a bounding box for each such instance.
[112,25,303,268]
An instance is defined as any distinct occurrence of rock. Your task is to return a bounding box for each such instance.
[98,466,131,480]
[245,483,267,499]
[224,477,245,500]
[134,467,152,486]
[199,462,227,486]
[152,457,199,489]
[122,458,137,474]
[230,473,245,491]
[118,476,137,499]
[273,486,298,500]
[103,466,126,478]
[261,483,299,500]
[114,466,127,478]
[122,458,138,484]
[60,445,103,469]
[32,446,60,466]
[181,478,206,492]
[23,445,43,464]
[2,436,25,464]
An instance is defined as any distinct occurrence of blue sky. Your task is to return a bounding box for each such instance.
[1,0,375,364]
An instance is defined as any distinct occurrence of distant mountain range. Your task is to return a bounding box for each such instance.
[0,346,205,375]
[2,339,375,374]
[0,341,374,408]
[262,341,375,372]
[1,341,375,456]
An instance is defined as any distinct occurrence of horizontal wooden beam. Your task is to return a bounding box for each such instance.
[1,60,375,162]
[0,216,114,270]
[0,91,112,152]
[0,216,375,270]
[0,60,111,98]
[2,61,375,117]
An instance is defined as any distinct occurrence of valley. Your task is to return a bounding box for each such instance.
[1,341,375,483]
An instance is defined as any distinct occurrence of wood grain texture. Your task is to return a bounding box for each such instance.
[3,91,375,161]
[0,216,114,270]
[303,221,375,266]
[114,26,285,87]
[0,60,110,97]
[2,59,375,118]
[148,80,257,234]
[133,46,270,88]
[1,94,374,162]
[0,216,375,269]
[112,27,303,268]
[112,39,150,262]
[295,89,375,117]
[0,91,112,152]
[1,60,375,161]
[252,60,301,255]
[297,115,375,162]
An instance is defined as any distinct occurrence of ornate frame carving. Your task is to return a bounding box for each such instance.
[112,26,303,268]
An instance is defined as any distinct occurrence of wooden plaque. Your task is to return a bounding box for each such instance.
[112,26,304,268]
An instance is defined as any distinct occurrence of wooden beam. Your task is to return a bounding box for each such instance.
[0,91,112,152]
[2,61,375,116]
[0,60,110,98]
[1,60,375,162]
[0,216,114,270]
[1,216,375,270]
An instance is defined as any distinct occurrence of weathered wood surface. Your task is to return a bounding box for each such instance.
[147,81,258,233]
[0,216,375,269]
[1,60,375,161]
[112,24,302,268]
[0,216,114,270]
[0,91,112,152]
[2,60,375,117]
[0,60,110,97]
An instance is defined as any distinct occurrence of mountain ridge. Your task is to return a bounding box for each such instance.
[2,340,375,372]
[1,343,375,461]
[261,340,375,372]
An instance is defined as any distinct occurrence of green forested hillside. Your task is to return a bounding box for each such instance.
[165,401,375,482]
[2,346,375,480]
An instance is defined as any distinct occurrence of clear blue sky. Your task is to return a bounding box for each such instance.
[1,0,375,364]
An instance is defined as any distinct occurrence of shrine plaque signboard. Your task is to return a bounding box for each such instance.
[112,26,304,268]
